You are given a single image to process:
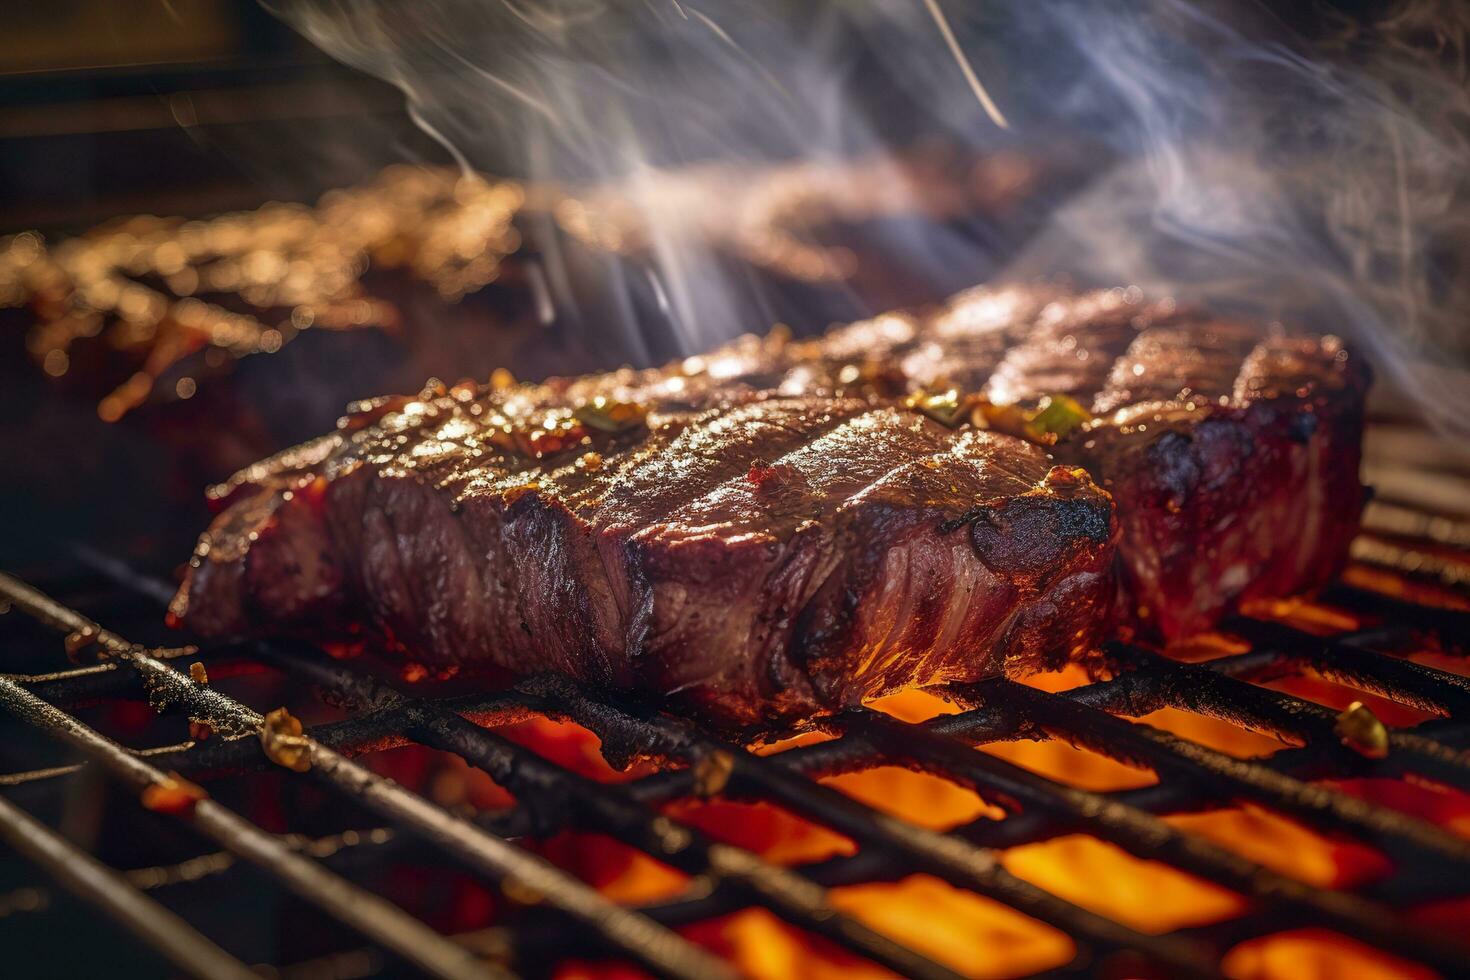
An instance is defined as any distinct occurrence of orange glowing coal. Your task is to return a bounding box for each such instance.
[629,683,1434,980]
[370,589,1469,979]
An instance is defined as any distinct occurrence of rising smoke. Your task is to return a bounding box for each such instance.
[275,0,1470,435]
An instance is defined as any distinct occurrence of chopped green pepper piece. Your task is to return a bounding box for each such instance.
[1026,394,1092,442]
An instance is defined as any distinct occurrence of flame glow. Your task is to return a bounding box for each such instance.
[445,600,1470,980]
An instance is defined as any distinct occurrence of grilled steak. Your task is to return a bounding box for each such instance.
[761,284,1368,638]
[173,282,1367,723]
[882,287,1367,639]
[174,384,1116,726]
[1072,326,1368,638]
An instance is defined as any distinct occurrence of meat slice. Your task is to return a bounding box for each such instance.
[173,280,1369,724]
[172,383,1117,727]
[916,287,1369,639]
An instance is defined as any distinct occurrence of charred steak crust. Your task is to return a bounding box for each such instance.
[802,285,1368,638]
[1068,330,1369,639]
[173,283,1367,724]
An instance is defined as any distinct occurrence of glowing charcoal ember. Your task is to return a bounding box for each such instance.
[140,774,209,816]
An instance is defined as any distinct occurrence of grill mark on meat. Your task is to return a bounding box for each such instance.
[1092,320,1261,414]
[983,290,1179,407]
[591,399,869,531]
[661,409,947,535]
[611,400,892,704]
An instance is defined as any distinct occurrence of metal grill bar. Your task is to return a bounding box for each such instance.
[0,678,499,980]
[605,658,1470,870]
[1324,585,1470,644]
[1104,644,1470,792]
[307,741,736,980]
[1225,617,1470,713]
[0,791,257,980]
[0,572,734,980]
[4,555,1470,978]
[954,678,1470,866]
[0,675,503,980]
[14,616,1470,968]
[512,675,1470,975]
[19,653,1466,930]
[523,677,1223,977]
[490,687,1470,975]
[257,626,1198,978]
[838,709,1470,975]
[414,706,965,980]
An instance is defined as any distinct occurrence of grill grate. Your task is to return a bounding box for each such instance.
[2,521,1470,977]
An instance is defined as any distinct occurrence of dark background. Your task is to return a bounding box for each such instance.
[0,1,446,231]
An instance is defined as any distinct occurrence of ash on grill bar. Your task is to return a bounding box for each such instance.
[5,3,1470,980]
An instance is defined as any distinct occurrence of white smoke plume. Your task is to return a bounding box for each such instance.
[274,0,1470,435]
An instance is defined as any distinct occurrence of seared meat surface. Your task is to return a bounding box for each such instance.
[1075,327,1367,638]
[786,285,1368,637]
[176,384,1115,726]
[173,282,1367,723]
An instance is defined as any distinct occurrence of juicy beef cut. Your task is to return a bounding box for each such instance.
[797,285,1369,638]
[174,385,1116,727]
[173,282,1368,724]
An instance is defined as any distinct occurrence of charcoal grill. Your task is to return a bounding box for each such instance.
[2,423,1470,980]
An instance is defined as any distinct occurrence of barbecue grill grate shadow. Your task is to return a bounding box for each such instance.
[2,528,1470,978]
